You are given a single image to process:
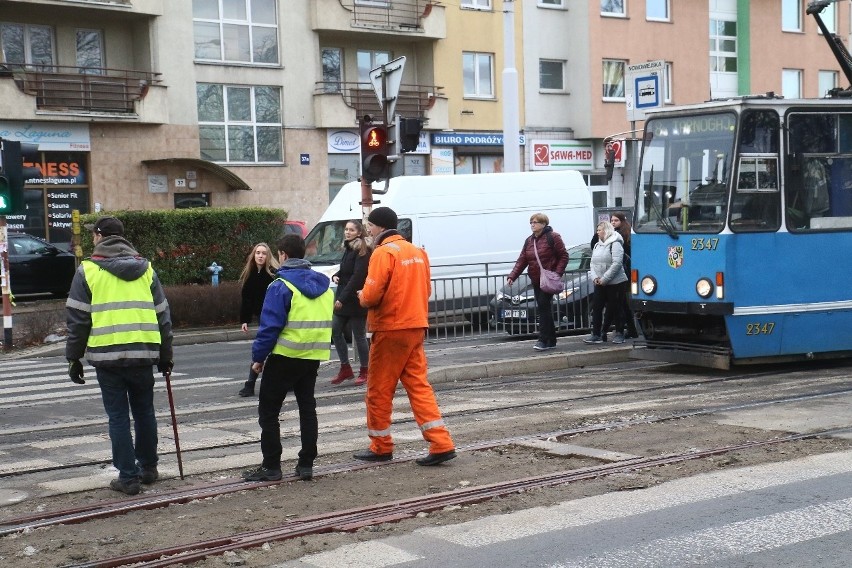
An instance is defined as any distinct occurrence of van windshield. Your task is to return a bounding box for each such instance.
[304,221,348,265]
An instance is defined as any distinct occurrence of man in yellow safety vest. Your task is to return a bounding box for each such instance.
[65,216,173,496]
[242,234,334,482]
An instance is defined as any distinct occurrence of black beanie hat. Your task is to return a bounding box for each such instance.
[367,206,398,229]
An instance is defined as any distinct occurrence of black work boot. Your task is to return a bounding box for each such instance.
[238,381,255,397]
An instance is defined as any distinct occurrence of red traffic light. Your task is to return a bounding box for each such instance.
[360,123,388,183]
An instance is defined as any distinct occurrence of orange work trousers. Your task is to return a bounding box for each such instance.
[365,328,455,455]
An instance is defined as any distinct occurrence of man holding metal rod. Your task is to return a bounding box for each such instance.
[65,216,173,496]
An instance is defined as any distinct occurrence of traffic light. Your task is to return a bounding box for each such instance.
[360,121,388,183]
[0,139,40,215]
[399,117,423,153]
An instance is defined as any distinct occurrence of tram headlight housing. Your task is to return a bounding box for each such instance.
[640,275,657,295]
[696,277,713,298]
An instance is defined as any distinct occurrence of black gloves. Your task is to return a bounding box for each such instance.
[68,359,85,384]
[157,360,174,375]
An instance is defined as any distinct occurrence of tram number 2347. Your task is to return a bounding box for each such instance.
[746,322,775,336]
[691,238,719,251]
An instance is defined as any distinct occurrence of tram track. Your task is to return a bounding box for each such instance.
[3,386,852,537]
[2,363,848,479]
[38,427,852,568]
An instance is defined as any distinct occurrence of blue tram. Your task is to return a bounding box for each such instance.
[629,2,852,369]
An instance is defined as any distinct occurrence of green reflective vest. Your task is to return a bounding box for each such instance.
[271,279,333,361]
[82,261,161,362]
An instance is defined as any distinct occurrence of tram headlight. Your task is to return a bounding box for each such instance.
[640,276,657,295]
[696,277,713,298]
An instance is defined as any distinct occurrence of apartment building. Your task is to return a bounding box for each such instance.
[522,0,849,209]
[1,0,848,245]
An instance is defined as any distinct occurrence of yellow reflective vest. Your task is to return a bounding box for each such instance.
[271,279,333,360]
[82,260,161,363]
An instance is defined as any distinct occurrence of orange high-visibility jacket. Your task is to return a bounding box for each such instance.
[359,233,431,331]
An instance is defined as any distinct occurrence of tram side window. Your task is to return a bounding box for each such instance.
[731,157,780,231]
[786,113,852,231]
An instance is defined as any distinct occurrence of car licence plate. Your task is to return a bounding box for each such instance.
[503,309,527,319]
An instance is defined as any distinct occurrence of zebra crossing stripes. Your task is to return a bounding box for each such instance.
[277,450,852,568]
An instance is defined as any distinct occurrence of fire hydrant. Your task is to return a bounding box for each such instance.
[207,262,223,287]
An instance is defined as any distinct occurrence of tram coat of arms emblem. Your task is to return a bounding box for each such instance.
[667,246,683,269]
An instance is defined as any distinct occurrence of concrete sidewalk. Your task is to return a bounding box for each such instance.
[5,328,633,383]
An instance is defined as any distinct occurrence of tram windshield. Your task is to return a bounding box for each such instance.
[635,112,736,234]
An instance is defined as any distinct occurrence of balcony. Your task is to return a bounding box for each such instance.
[314,81,447,129]
[41,0,164,15]
[312,0,446,41]
[4,64,162,116]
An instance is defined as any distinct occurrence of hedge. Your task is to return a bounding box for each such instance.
[79,208,289,286]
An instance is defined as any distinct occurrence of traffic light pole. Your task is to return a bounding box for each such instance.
[0,216,13,351]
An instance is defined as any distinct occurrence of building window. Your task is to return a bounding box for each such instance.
[539,0,565,7]
[539,59,566,91]
[601,0,626,16]
[321,47,342,92]
[602,59,626,99]
[818,2,836,34]
[782,69,802,99]
[76,30,104,74]
[357,50,390,82]
[710,19,737,72]
[197,84,283,163]
[461,0,491,9]
[819,70,838,97]
[782,0,802,32]
[463,52,494,98]
[665,62,673,103]
[0,23,55,70]
[646,0,669,21]
[193,0,279,65]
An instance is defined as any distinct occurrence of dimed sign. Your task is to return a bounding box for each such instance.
[530,140,594,170]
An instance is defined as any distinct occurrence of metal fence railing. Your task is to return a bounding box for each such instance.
[425,265,595,341]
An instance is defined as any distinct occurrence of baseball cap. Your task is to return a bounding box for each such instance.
[85,216,124,237]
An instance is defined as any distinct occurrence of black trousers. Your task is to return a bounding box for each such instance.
[257,354,320,470]
[534,285,556,346]
[592,283,625,337]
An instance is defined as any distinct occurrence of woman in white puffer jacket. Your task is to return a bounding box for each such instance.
[585,221,627,345]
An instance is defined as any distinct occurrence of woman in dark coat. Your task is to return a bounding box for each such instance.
[237,242,279,397]
[506,212,569,351]
[330,220,372,386]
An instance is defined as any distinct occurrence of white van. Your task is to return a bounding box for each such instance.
[304,170,594,320]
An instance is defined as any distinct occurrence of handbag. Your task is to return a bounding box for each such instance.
[532,236,563,294]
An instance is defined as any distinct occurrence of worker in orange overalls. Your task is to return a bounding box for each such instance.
[354,206,456,466]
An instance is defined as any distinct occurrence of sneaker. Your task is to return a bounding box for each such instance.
[583,335,603,344]
[612,333,625,345]
[242,465,283,482]
[295,464,313,481]
[533,341,547,351]
[331,363,354,385]
[140,466,159,485]
[110,477,141,496]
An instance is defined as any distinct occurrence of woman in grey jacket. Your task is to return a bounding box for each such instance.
[585,221,627,345]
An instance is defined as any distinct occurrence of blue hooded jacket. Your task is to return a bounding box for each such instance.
[252,259,331,363]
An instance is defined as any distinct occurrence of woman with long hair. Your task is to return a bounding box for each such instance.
[610,212,639,338]
[237,242,279,396]
[330,220,372,386]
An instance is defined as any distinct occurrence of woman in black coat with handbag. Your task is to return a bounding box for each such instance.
[506,212,569,351]
[330,220,372,386]
[237,242,279,396]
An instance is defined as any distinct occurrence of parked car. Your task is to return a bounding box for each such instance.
[490,243,594,335]
[284,220,308,238]
[6,232,76,297]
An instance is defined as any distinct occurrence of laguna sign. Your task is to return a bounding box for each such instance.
[530,140,594,170]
